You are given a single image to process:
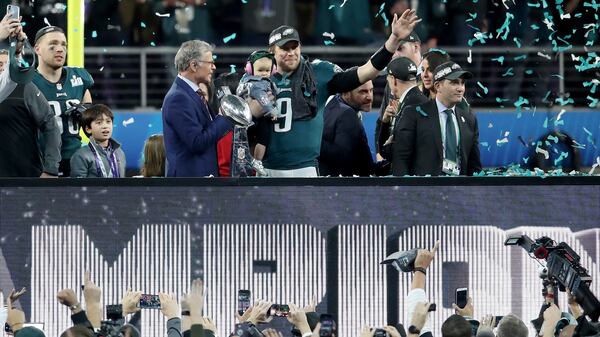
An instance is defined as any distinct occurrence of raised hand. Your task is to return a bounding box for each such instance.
[159,292,180,320]
[390,9,421,41]
[122,289,142,315]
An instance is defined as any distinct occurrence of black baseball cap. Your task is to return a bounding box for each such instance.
[433,61,473,82]
[387,57,418,81]
[34,26,65,44]
[399,32,420,44]
[268,25,300,47]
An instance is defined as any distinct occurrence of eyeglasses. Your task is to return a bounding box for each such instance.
[197,60,215,66]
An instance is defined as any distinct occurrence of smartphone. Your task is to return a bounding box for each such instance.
[494,316,504,327]
[138,294,161,309]
[455,288,468,309]
[237,290,251,315]
[6,5,19,20]
[373,329,390,337]
[319,314,335,337]
[269,304,290,317]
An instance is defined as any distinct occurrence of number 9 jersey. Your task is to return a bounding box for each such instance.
[32,67,94,162]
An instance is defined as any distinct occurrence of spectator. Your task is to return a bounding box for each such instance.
[162,40,233,177]
[419,50,450,99]
[33,26,94,177]
[159,292,182,337]
[319,81,376,177]
[0,48,61,177]
[257,10,420,177]
[375,32,423,161]
[496,314,528,337]
[70,104,126,178]
[406,241,439,336]
[393,61,481,176]
[441,315,472,337]
[377,56,428,162]
[153,0,215,46]
[315,0,373,45]
[140,134,166,177]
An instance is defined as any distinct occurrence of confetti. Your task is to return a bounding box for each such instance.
[491,56,505,65]
[467,49,472,63]
[324,40,335,46]
[523,157,529,164]
[99,66,104,72]
[322,32,335,40]
[328,5,335,10]
[495,12,514,40]
[514,37,522,48]
[140,22,146,28]
[230,65,236,73]
[588,96,599,108]
[155,12,171,18]
[589,157,600,175]
[241,0,248,3]
[547,135,559,143]
[381,12,389,27]
[537,52,552,60]
[543,117,548,128]
[416,106,427,116]
[555,97,574,106]
[91,31,97,38]
[536,147,550,160]
[223,33,237,43]
[477,81,489,94]
[554,152,569,166]
[514,54,528,61]
[496,137,509,146]
[501,67,514,77]
[122,117,134,127]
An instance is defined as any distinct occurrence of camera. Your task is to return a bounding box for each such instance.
[64,102,93,125]
[380,249,418,272]
[505,235,600,321]
[374,328,390,337]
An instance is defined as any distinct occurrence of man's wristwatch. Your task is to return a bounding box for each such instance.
[408,325,421,334]
[413,267,426,275]
[69,302,81,311]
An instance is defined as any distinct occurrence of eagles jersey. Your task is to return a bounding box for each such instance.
[263,59,338,170]
[32,67,94,161]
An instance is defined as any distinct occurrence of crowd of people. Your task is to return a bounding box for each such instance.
[2,244,600,337]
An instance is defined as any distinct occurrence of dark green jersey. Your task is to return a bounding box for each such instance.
[32,67,94,160]
[263,59,338,170]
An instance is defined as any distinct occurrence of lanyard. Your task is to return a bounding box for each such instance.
[88,142,120,178]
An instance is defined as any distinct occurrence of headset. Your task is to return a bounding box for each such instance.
[244,50,277,76]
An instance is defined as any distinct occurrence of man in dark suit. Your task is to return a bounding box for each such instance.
[319,81,375,176]
[378,56,429,161]
[392,61,482,176]
[162,40,233,177]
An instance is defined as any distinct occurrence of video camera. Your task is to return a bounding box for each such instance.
[64,102,94,125]
[505,235,600,321]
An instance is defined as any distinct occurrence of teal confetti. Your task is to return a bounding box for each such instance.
[230,64,236,73]
[140,22,146,28]
[554,152,569,166]
[588,96,599,108]
[531,24,540,30]
[477,81,489,94]
[92,31,97,38]
[150,42,155,46]
[523,157,529,164]
[543,117,548,128]
[514,37,522,48]
[491,56,505,65]
[555,97,574,106]
[481,142,489,147]
[514,96,530,107]
[502,67,514,77]
[527,2,541,7]
[466,12,477,22]
[583,1,600,10]
[375,3,385,17]
[328,5,335,10]
[20,22,25,26]
[416,106,428,116]
[324,40,335,46]
[495,12,514,40]
[543,90,552,101]
[551,74,564,79]
[583,80,599,93]
[496,97,509,103]
[429,48,448,55]
[241,0,248,3]
[583,127,594,143]
[381,12,389,27]
[525,69,534,75]
[223,33,237,43]
[514,54,528,61]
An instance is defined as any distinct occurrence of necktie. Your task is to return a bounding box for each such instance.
[197,89,215,118]
[444,109,458,162]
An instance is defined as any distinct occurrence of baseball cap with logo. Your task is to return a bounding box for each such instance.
[399,32,421,44]
[34,26,65,44]
[433,61,473,82]
[268,25,300,47]
[387,57,418,81]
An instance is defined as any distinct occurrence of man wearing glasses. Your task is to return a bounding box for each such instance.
[162,40,233,177]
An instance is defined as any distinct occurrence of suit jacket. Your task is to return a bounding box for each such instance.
[392,99,482,176]
[319,95,374,176]
[162,77,232,177]
[377,86,429,161]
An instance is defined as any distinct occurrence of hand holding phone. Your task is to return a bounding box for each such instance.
[138,294,161,309]
[269,304,290,317]
[238,290,251,316]
[319,314,336,337]
[6,5,19,20]
[455,288,468,309]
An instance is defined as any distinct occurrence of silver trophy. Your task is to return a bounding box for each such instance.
[219,94,253,128]
[219,95,267,177]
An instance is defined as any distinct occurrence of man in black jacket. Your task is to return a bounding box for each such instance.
[319,81,375,176]
[392,61,481,176]
[378,56,429,161]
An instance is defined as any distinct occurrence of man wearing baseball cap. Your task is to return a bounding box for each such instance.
[392,61,481,176]
[256,10,421,177]
[377,56,429,162]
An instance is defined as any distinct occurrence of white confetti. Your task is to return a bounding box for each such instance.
[560,13,571,20]
[496,137,509,145]
[536,147,549,160]
[589,157,600,175]
[537,52,551,60]
[556,109,566,121]
[571,54,580,61]
[504,131,510,137]
[467,49,472,64]
[155,12,171,17]
[322,32,335,40]
[122,117,134,127]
